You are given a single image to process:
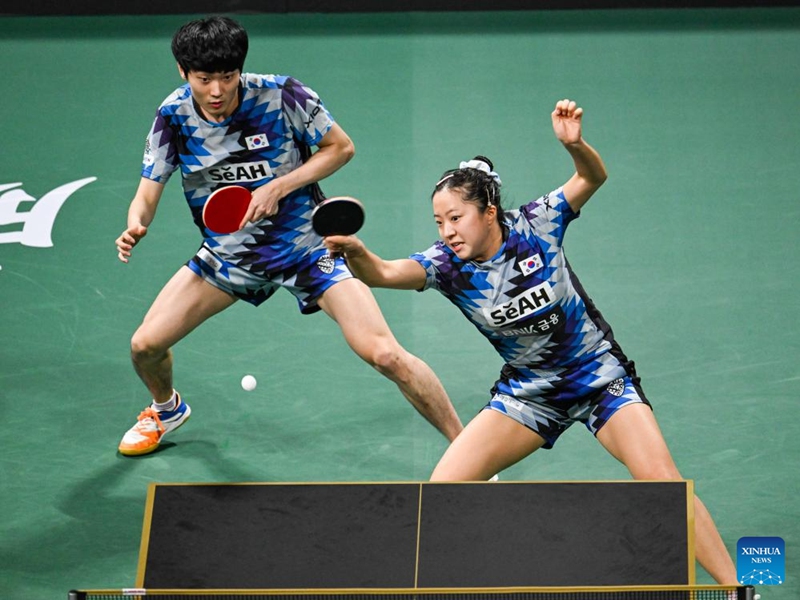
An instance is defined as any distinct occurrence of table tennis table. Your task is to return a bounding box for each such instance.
[136,481,694,589]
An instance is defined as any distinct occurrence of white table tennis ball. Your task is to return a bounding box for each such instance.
[241,374,257,391]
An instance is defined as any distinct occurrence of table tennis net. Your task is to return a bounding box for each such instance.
[68,586,755,600]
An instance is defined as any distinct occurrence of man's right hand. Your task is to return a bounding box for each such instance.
[116,225,148,263]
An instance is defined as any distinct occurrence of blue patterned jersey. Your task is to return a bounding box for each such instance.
[411,188,633,402]
[140,73,334,272]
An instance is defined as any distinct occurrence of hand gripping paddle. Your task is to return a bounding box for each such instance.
[311,196,365,237]
[202,185,252,234]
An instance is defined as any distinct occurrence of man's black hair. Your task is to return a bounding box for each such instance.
[171,16,248,75]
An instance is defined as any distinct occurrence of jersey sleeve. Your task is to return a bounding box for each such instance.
[280,77,334,147]
[519,187,579,249]
[409,242,451,292]
[141,107,180,184]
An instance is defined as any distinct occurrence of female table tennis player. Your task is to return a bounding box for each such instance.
[323,98,738,586]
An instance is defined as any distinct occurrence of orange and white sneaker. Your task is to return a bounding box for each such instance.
[118,394,192,456]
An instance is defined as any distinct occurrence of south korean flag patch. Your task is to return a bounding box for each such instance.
[518,254,544,276]
[245,133,269,150]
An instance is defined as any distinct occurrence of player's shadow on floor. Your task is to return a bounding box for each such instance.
[0,440,267,583]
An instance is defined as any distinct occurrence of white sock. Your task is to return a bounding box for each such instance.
[152,390,178,413]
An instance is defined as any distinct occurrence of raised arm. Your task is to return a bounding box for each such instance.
[324,235,428,291]
[552,99,607,213]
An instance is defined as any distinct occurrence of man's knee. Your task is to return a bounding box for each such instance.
[130,327,167,364]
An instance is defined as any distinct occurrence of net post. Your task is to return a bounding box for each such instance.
[740,585,757,600]
[67,591,86,600]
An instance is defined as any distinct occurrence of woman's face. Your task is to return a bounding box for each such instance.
[433,187,499,262]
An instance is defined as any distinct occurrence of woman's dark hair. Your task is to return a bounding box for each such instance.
[171,16,249,75]
[432,155,504,222]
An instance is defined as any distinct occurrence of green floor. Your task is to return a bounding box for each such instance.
[1,8,798,600]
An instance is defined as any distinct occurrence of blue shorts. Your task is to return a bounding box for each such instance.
[486,375,650,449]
[187,243,353,314]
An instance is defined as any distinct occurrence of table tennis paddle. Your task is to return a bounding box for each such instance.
[202,185,252,234]
[311,196,365,237]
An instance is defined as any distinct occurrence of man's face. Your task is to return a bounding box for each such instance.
[181,67,241,122]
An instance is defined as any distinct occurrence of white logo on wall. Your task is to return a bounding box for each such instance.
[0,177,96,248]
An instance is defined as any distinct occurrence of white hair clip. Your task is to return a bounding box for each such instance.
[436,173,456,187]
[459,159,502,187]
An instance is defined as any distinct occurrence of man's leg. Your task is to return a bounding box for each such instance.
[131,266,237,400]
[317,278,463,442]
[120,266,237,455]
[596,403,738,585]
